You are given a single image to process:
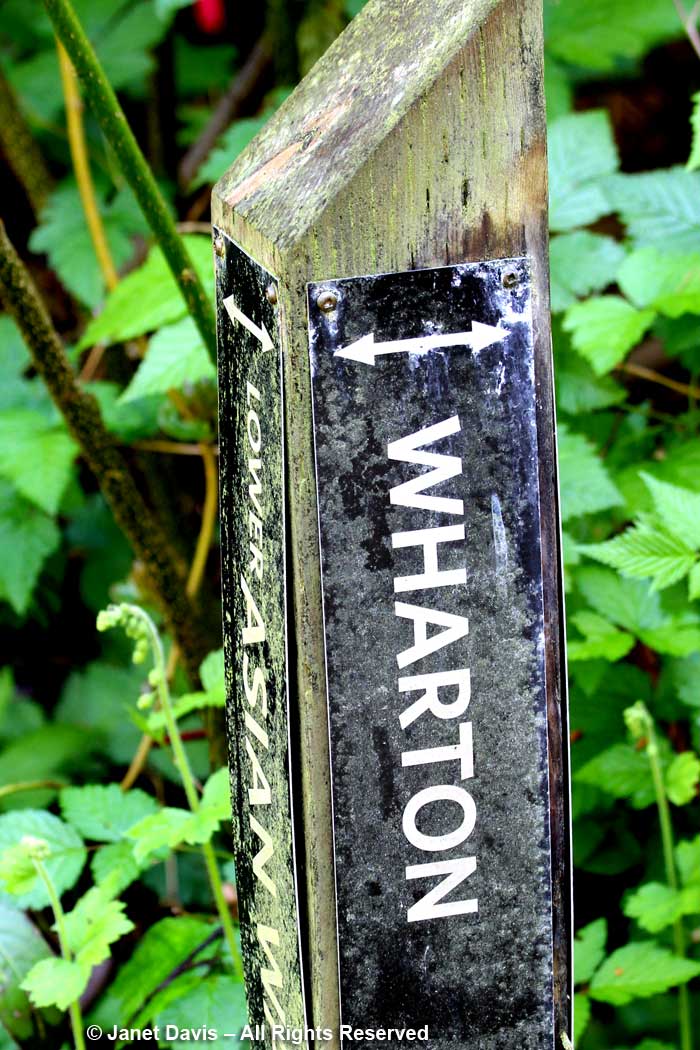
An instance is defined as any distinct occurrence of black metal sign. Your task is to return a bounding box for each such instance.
[215,230,306,1045]
[308,258,559,1048]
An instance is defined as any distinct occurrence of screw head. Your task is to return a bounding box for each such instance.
[265,283,278,306]
[317,290,338,313]
[213,234,225,259]
[501,268,519,289]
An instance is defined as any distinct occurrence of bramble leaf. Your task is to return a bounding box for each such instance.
[0,411,77,515]
[618,248,700,317]
[604,169,700,253]
[568,611,635,663]
[0,811,85,910]
[544,0,682,72]
[548,111,618,232]
[562,295,655,375]
[589,942,700,1005]
[580,522,697,592]
[641,473,700,548]
[0,483,61,616]
[550,232,626,312]
[557,425,622,521]
[119,318,215,403]
[60,785,158,842]
[574,918,606,984]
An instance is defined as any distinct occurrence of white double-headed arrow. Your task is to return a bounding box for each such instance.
[334,320,505,366]
[223,294,274,352]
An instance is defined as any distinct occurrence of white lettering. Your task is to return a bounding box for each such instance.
[402,721,474,780]
[392,524,466,593]
[406,856,477,922]
[399,668,471,729]
[388,416,464,515]
[403,785,476,852]
[395,601,469,668]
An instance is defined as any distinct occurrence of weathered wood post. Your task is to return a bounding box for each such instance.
[213,0,572,1047]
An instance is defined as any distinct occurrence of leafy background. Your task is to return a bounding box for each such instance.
[0,0,700,1047]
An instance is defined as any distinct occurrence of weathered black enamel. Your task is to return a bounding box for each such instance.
[308,259,559,1049]
[215,229,306,1045]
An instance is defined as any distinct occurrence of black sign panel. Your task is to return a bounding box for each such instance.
[215,230,306,1045]
[308,259,557,1049]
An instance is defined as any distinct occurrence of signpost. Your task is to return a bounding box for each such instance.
[214,0,571,1046]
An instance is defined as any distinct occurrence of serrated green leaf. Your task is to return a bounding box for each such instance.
[89,916,218,1029]
[641,473,700,548]
[63,887,134,968]
[689,562,700,601]
[562,296,655,375]
[576,567,665,634]
[581,522,697,592]
[86,382,163,442]
[624,882,690,932]
[0,411,77,515]
[92,841,143,897]
[195,116,271,189]
[573,992,590,1043]
[0,901,54,1040]
[574,918,607,984]
[29,181,147,308]
[77,236,213,350]
[127,805,221,862]
[604,169,700,253]
[0,482,60,615]
[677,835,700,886]
[557,424,622,522]
[666,751,700,805]
[55,661,144,766]
[200,649,225,697]
[120,318,215,403]
[0,725,90,812]
[589,941,700,1005]
[156,974,248,1047]
[0,842,44,897]
[689,92,700,172]
[618,247,700,317]
[201,768,231,820]
[550,232,626,312]
[568,609,635,662]
[548,111,618,232]
[0,812,85,910]
[576,744,653,808]
[60,785,157,842]
[544,0,682,72]
[146,689,225,734]
[554,344,626,414]
[21,956,89,1012]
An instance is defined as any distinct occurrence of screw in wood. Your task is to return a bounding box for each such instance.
[317,290,338,313]
[214,234,225,258]
[501,268,519,289]
[265,284,278,305]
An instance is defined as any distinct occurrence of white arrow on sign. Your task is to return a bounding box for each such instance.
[334,320,506,366]
[223,294,274,353]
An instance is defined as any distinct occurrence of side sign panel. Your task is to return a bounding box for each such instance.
[215,229,306,1046]
[308,259,561,1049]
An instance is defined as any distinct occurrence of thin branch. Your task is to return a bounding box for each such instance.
[620,361,700,400]
[58,42,119,292]
[131,439,218,456]
[120,444,219,790]
[43,0,217,364]
[674,0,700,61]
[0,222,210,684]
[0,68,53,216]
[178,34,272,189]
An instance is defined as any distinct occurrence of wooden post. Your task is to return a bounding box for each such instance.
[213,0,571,1046]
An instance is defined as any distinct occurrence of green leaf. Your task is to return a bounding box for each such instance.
[677,835,700,886]
[200,649,225,697]
[689,92,700,172]
[624,881,700,932]
[548,111,618,232]
[0,411,77,515]
[55,661,145,766]
[589,942,700,1005]
[156,974,248,1048]
[544,0,682,72]
[641,473,700,548]
[92,841,143,897]
[63,887,134,968]
[0,725,91,812]
[665,751,700,805]
[120,318,215,403]
[89,916,218,1029]
[544,60,573,123]
[0,483,60,615]
[29,181,148,308]
[604,169,700,253]
[550,232,626,312]
[0,901,54,1041]
[60,785,157,842]
[554,341,626,414]
[77,236,213,349]
[0,811,85,910]
[86,382,162,443]
[201,768,231,820]
[568,611,635,662]
[574,918,607,984]
[562,296,656,375]
[21,956,89,1012]
[195,116,271,189]
[581,522,697,592]
[573,993,590,1043]
[0,316,30,380]
[127,806,221,862]
[689,562,700,601]
[618,248,700,317]
[576,744,653,808]
[146,689,225,733]
[557,424,622,522]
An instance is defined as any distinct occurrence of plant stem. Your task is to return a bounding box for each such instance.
[0,222,210,683]
[645,719,693,1050]
[57,42,119,292]
[620,361,700,401]
[34,860,86,1050]
[42,0,217,364]
[131,607,242,978]
[0,779,67,800]
[0,68,53,216]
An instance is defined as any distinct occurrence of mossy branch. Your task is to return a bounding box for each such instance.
[0,221,210,683]
[0,68,53,217]
[42,0,217,364]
